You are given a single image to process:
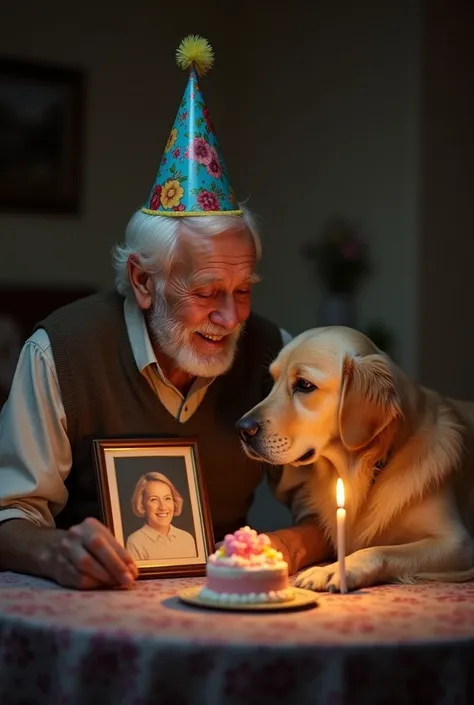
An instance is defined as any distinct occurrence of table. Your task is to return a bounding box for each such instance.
[1,571,473,705]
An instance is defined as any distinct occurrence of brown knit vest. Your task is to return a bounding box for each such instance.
[36,292,283,542]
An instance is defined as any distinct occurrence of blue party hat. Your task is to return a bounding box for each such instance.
[142,36,242,217]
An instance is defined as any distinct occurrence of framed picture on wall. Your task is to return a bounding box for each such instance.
[0,56,85,213]
[93,437,215,578]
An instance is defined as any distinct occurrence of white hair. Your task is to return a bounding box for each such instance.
[112,204,262,297]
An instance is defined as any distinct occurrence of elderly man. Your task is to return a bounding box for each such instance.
[0,36,328,589]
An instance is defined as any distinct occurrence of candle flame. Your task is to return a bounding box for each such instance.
[336,478,345,507]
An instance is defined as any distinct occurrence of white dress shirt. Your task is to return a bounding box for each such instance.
[0,297,304,529]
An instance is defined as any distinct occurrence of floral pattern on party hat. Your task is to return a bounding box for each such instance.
[142,35,242,217]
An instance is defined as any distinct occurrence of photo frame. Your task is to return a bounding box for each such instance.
[93,437,215,578]
[0,56,85,213]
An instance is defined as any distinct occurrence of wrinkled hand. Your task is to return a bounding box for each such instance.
[45,517,138,590]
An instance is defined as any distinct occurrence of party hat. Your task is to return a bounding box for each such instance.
[141,35,242,217]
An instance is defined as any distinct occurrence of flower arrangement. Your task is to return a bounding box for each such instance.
[301,219,371,295]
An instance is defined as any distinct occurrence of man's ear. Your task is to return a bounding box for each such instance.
[127,255,153,310]
[338,354,401,451]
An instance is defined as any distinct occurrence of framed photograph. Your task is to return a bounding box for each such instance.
[0,56,85,213]
[93,437,215,578]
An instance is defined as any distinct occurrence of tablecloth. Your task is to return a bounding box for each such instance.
[1,571,473,705]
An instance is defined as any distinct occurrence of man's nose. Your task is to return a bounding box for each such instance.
[236,416,261,442]
[210,296,239,330]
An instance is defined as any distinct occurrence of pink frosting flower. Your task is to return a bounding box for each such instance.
[210,526,283,567]
[223,526,271,557]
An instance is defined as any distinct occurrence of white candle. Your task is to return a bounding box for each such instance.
[336,478,348,594]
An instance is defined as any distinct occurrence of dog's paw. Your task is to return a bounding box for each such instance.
[295,550,384,593]
[295,564,342,592]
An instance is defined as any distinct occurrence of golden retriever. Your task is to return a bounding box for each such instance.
[238,326,474,592]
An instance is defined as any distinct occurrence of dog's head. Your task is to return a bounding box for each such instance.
[237,326,402,466]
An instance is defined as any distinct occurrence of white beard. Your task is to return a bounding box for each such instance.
[148,293,243,378]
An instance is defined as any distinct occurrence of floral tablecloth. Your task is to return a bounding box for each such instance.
[1,571,474,705]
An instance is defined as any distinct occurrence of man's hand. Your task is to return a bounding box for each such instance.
[0,517,138,590]
[44,517,139,590]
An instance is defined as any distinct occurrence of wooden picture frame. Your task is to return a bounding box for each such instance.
[93,437,215,579]
[0,56,85,213]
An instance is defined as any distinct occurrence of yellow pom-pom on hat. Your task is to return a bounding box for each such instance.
[176,34,214,77]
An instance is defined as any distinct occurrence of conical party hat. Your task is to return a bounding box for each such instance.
[141,36,242,217]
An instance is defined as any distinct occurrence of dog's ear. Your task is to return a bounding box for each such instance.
[338,354,401,451]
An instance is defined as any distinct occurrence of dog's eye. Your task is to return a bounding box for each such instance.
[293,378,317,393]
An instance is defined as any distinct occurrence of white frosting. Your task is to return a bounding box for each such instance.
[199,587,294,604]
[207,563,288,577]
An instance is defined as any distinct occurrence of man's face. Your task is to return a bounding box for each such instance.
[149,226,259,378]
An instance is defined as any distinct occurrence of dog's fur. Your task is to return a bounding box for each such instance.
[238,326,474,592]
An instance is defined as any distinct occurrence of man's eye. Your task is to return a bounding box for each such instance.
[236,289,251,296]
[293,378,317,393]
[196,291,214,299]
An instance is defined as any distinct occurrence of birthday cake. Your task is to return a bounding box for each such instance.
[200,526,294,605]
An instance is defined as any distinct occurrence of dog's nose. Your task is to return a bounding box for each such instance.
[236,416,261,442]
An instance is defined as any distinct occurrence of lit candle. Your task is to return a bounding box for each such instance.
[336,478,348,594]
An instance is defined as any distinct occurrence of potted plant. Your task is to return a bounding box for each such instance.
[301,218,371,326]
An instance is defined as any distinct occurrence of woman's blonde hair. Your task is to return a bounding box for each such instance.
[131,472,183,518]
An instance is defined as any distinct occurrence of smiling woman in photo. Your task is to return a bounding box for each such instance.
[126,472,196,560]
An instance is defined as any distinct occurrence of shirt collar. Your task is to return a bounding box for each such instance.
[141,523,179,542]
[124,295,157,374]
